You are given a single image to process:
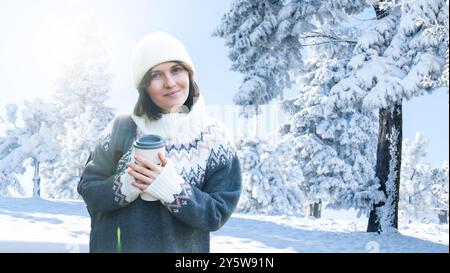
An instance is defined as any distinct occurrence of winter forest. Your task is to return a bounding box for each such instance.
[212,0,449,231]
[0,0,448,252]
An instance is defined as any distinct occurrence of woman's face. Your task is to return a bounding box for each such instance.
[146,61,190,113]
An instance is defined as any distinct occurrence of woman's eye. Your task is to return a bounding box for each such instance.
[172,67,183,73]
[151,73,160,79]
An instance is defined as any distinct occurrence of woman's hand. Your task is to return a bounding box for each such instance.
[127,151,168,191]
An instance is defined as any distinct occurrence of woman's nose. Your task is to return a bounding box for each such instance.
[164,75,176,87]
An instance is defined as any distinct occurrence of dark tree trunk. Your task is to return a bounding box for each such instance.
[367,104,402,232]
[366,2,403,233]
[309,199,322,218]
[438,210,448,224]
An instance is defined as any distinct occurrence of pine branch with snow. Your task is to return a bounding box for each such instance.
[213,0,304,117]
[361,0,448,109]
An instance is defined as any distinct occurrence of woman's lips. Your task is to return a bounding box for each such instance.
[165,90,180,96]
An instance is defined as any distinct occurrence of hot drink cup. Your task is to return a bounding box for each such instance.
[132,135,165,201]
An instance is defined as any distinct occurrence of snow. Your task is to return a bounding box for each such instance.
[0,197,90,253]
[0,197,447,253]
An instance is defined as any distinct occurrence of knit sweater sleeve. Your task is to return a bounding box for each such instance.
[144,123,242,232]
[77,116,140,213]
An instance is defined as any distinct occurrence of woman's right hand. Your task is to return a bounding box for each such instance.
[127,153,166,191]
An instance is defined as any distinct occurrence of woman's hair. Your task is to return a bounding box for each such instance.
[133,61,200,120]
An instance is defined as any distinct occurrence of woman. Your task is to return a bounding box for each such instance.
[78,32,242,253]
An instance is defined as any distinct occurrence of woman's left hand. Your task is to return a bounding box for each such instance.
[127,151,168,191]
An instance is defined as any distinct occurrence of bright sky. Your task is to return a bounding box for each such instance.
[0,0,448,166]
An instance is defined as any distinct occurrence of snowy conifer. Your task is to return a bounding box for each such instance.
[0,172,24,197]
[281,8,381,212]
[213,0,303,117]
[330,0,448,232]
[217,0,448,228]
[0,100,60,197]
[0,104,24,196]
[236,135,304,215]
[430,162,449,223]
[216,0,380,213]
[42,25,115,199]
[400,133,449,223]
[0,115,25,196]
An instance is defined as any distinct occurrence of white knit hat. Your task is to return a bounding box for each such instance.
[131,31,195,89]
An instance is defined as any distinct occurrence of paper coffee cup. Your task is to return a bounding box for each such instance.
[132,135,165,202]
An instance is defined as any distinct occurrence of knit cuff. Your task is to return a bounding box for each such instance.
[144,160,184,203]
[118,171,141,203]
[140,191,158,202]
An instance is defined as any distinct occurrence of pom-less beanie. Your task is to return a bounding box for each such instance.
[131,31,195,89]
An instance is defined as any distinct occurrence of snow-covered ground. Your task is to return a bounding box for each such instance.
[0,197,448,253]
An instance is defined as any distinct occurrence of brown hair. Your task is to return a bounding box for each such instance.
[133,62,200,120]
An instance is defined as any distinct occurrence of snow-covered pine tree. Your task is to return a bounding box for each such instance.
[325,3,404,233]
[214,0,370,117]
[430,161,449,224]
[216,0,448,227]
[400,132,449,224]
[336,0,448,232]
[216,0,379,215]
[42,24,115,199]
[399,132,429,223]
[0,172,24,197]
[0,100,60,197]
[280,6,381,214]
[213,0,303,117]
[236,137,265,212]
[401,162,449,224]
[401,132,428,181]
[0,105,25,196]
[236,135,304,215]
[0,104,24,196]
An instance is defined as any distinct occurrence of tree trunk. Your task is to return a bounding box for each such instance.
[32,158,41,198]
[367,104,402,232]
[253,104,260,138]
[366,2,403,233]
[438,210,448,224]
[309,199,322,218]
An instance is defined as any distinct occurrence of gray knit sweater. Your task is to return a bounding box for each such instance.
[78,96,242,253]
